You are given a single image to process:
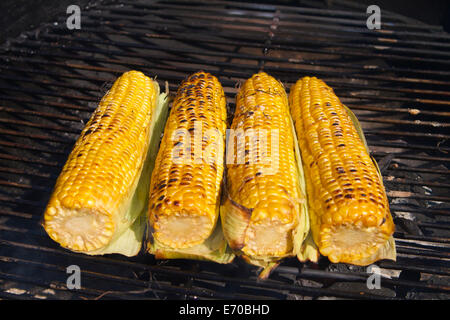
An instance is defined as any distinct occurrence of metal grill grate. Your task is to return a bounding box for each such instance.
[0,0,449,300]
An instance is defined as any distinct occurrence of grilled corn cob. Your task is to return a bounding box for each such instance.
[43,70,170,256]
[289,76,396,266]
[147,71,233,263]
[221,72,314,274]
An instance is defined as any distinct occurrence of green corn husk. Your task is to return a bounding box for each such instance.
[82,83,171,257]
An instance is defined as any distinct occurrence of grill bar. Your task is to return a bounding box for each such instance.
[81,8,450,61]
[6,41,450,112]
[3,234,446,300]
[95,2,450,39]
[4,41,450,94]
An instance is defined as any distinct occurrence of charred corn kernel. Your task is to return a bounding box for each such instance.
[43,70,167,256]
[222,72,303,262]
[148,71,227,249]
[289,76,395,266]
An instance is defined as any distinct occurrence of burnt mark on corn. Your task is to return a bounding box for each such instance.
[243,176,253,184]
[183,173,193,179]
[158,183,167,190]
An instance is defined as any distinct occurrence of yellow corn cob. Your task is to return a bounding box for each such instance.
[148,71,227,250]
[43,70,166,256]
[222,72,303,265]
[289,76,395,266]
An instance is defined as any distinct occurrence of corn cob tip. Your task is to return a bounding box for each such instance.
[151,212,215,249]
[44,204,114,252]
[316,200,394,264]
[242,197,298,258]
[243,222,296,258]
[319,227,396,266]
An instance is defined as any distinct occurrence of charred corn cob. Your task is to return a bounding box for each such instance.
[289,76,396,266]
[147,71,233,263]
[43,70,170,256]
[221,72,312,273]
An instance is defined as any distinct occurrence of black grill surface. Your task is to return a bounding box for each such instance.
[0,0,449,300]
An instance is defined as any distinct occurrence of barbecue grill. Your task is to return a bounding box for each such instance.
[0,0,449,300]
